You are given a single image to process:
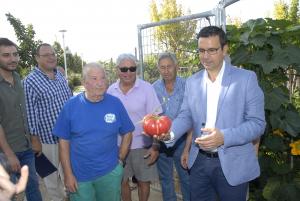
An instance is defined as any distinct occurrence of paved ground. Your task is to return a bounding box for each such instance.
[132,186,163,201]
[21,179,164,201]
[18,178,183,201]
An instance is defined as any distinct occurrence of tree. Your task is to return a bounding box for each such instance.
[147,0,198,81]
[53,41,64,68]
[150,0,196,55]
[68,53,83,74]
[6,14,86,80]
[289,0,299,23]
[226,15,243,27]
[99,59,117,85]
[274,0,289,20]
[5,13,42,77]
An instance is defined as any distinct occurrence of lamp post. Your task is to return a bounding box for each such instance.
[81,53,84,69]
[59,29,68,80]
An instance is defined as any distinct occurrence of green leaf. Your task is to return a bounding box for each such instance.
[264,135,287,152]
[250,34,267,47]
[263,62,281,74]
[272,49,290,68]
[265,87,289,111]
[283,110,300,137]
[272,162,291,175]
[286,25,300,32]
[240,32,250,45]
[230,46,250,65]
[280,183,300,201]
[286,45,300,65]
[248,50,283,73]
[249,50,268,63]
[263,177,281,200]
[294,172,300,189]
[270,106,300,137]
[266,35,281,49]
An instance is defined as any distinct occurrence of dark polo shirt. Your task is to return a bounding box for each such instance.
[0,72,30,152]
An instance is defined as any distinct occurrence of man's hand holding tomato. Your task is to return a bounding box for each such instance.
[153,132,172,142]
[142,114,173,142]
[142,114,171,137]
[142,114,172,165]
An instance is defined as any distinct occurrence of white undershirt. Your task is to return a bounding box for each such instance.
[203,61,225,151]
[204,61,225,129]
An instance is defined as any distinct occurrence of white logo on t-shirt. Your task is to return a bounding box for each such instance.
[104,113,116,123]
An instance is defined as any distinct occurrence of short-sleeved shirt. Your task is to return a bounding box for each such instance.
[23,67,72,144]
[0,72,30,152]
[107,78,162,149]
[152,77,186,120]
[53,93,134,182]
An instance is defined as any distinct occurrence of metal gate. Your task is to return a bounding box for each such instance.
[137,0,240,82]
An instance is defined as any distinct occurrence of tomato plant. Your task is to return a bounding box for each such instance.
[142,114,172,136]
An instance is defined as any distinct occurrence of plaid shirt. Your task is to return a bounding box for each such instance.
[23,67,72,144]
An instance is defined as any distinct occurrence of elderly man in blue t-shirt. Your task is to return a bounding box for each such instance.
[53,62,134,201]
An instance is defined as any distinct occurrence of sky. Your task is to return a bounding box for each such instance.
[0,0,289,62]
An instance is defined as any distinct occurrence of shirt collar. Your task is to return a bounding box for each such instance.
[160,76,180,92]
[0,71,18,83]
[204,60,225,85]
[114,77,140,90]
[35,66,58,79]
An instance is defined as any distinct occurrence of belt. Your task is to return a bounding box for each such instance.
[199,149,218,158]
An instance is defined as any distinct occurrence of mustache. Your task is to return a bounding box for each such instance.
[8,62,18,65]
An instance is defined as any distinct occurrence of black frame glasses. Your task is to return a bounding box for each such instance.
[119,66,137,72]
[197,47,221,55]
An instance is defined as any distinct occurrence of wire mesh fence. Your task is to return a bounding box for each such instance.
[137,0,241,83]
[137,15,216,83]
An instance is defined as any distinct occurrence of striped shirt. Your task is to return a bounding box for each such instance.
[23,67,72,144]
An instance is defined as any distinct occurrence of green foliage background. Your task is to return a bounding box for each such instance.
[227,18,300,201]
[5,1,300,200]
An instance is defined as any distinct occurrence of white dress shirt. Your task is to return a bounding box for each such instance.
[203,61,225,151]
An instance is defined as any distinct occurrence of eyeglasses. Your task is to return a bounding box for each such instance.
[197,47,221,55]
[119,66,137,72]
[38,53,57,58]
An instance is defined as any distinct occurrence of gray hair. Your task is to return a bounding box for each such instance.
[116,53,137,67]
[82,62,106,80]
[157,52,178,66]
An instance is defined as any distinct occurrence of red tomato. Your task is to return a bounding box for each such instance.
[142,114,172,136]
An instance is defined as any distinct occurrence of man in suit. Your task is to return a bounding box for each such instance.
[155,26,266,201]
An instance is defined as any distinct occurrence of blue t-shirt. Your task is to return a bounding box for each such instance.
[53,93,134,182]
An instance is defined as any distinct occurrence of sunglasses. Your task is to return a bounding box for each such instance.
[119,66,137,72]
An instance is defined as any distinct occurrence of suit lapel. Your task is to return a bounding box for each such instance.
[192,71,206,137]
[199,73,207,123]
[216,64,232,122]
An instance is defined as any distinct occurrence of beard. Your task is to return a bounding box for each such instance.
[0,62,18,72]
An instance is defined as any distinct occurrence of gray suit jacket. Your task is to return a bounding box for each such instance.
[170,62,266,186]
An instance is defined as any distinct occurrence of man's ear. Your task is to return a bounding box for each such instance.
[222,44,229,56]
